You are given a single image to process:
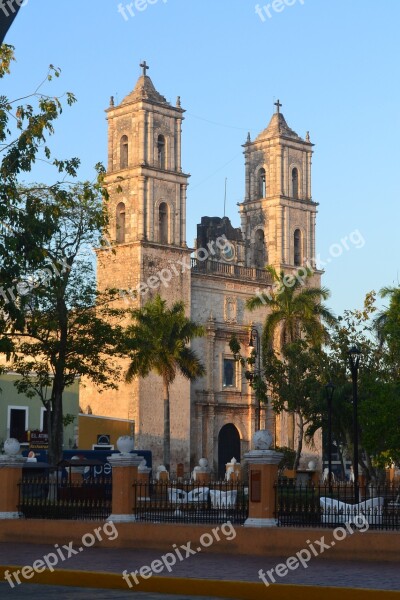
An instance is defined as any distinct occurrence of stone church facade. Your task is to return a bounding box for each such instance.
[81,64,323,474]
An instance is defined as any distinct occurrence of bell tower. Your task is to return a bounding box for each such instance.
[95,63,192,468]
[239,101,319,277]
[97,61,192,306]
[105,60,189,249]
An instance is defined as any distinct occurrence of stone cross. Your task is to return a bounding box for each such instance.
[140,61,149,76]
[274,99,282,114]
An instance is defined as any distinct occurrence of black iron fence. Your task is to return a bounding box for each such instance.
[275,480,400,530]
[133,480,249,524]
[18,470,112,520]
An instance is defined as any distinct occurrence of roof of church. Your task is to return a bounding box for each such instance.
[121,75,169,106]
[256,111,304,142]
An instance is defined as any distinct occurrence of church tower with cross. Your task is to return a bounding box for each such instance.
[238,100,319,275]
[93,61,193,465]
[82,66,323,475]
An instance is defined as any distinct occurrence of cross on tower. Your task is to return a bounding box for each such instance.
[140,61,149,76]
[274,99,282,114]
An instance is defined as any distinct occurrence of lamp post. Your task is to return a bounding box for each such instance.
[248,327,262,431]
[325,382,335,494]
[348,345,361,504]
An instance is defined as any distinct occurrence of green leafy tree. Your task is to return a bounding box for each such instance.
[229,333,268,431]
[0,47,125,465]
[375,285,400,377]
[1,45,77,339]
[5,188,125,466]
[264,339,326,470]
[319,292,400,482]
[125,295,205,470]
[246,266,336,448]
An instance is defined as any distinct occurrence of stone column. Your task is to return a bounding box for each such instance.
[176,117,182,172]
[180,183,187,247]
[244,431,283,528]
[108,452,143,522]
[0,439,27,519]
[138,176,146,241]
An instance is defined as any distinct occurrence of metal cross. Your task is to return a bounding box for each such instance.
[274,99,282,114]
[140,61,149,76]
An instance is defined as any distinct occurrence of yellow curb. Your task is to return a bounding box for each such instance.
[1,566,399,599]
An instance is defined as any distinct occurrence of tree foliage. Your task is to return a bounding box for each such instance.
[0,47,124,465]
[124,295,205,469]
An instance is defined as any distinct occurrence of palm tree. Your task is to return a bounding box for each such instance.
[375,286,400,343]
[125,295,205,470]
[247,265,337,448]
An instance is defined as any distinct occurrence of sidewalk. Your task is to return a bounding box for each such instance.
[0,543,399,591]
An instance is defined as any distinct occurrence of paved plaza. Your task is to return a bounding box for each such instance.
[0,543,399,593]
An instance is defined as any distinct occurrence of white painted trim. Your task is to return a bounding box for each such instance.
[40,406,48,432]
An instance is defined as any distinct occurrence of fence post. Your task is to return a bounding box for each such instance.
[108,452,143,522]
[0,439,26,519]
[244,431,283,527]
[138,459,151,499]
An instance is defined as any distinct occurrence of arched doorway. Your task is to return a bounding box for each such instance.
[218,424,240,478]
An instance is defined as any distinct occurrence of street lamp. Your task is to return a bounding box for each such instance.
[248,327,262,431]
[348,345,361,504]
[325,382,335,493]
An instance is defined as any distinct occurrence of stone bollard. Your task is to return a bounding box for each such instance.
[108,436,142,522]
[0,439,27,519]
[244,430,283,528]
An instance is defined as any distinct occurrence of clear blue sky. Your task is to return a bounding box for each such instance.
[4,0,400,317]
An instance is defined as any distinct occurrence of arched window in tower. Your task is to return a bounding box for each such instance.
[120,135,129,169]
[259,168,266,198]
[157,135,166,169]
[116,202,126,243]
[159,202,168,244]
[254,229,266,268]
[292,167,299,199]
[294,229,302,266]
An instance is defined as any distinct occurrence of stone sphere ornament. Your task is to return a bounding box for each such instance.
[116,436,134,455]
[253,430,273,451]
[307,460,317,471]
[4,438,21,456]
[199,458,209,468]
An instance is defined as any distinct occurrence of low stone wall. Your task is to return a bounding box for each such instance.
[0,520,398,563]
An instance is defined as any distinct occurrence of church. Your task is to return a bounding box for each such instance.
[81,62,322,475]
